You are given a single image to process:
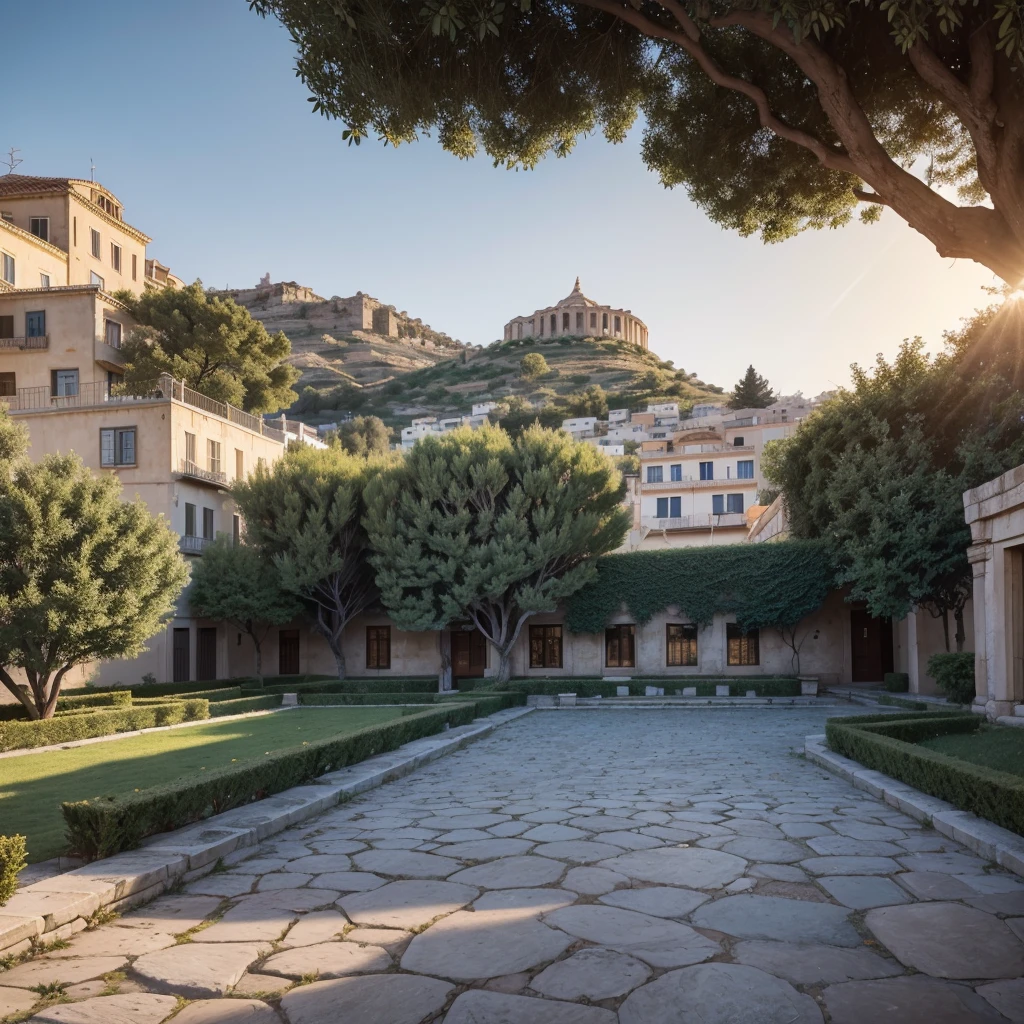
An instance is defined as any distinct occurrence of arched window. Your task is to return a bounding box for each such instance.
[551,313,557,334]
[614,316,621,335]
[602,312,608,331]
[576,312,583,331]
[562,312,570,330]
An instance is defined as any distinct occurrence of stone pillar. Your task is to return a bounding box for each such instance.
[701,615,725,674]
[439,631,452,692]
[968,542,990,715]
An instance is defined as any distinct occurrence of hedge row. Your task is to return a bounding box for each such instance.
[261,677,440,696]
[0,689,133,722]
[298,691,526,712]
[62,703,479,860]
[463,678,802,698]
[133,686,243,704]
[0,700,210,753]
[208,694,284,717]
[825,712,1024,837]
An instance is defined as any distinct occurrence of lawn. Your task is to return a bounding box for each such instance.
[919,724,1024,779]
[0,707,406,863]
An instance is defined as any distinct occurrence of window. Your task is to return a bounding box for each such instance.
[605,624,635,668]
[0,316,11,338]
[279,629,300,674]
[366,626,391,669]
[131,253,137,281]
[575,311,583,331]
[602,312,609,331]
[667,623,698,666]
[656,497,668,518]
[712,494,725,515]
[173,628,190,682]
[110,243,122,272]
[550,313,557,334]
[529,624,563,668]
[30,217,49,241]
[737,460,754,479]
[90,271,104,288]
[590,312,597,328]
[100,427,136,467]
[73,216,77,246]
[562,312,570,330]
[25,311,45,337]
[727,493,744,514]
[670,464,682,481]
[733,436,745,447]
[1,252,14,285]
[0,372,15,397]
[232,514,241,544]
[90,228,101,258]
[208,439,221,475]
[235,448,244,480]
[196,628,217,681]
[699,461,714,480]
[727,623,760,665]
[670,495,681,517]
[614,315,621,334]
[202,507,214,539]
[185,502,196,537]
[52,369,79,397]
[646,465,663,484]
[104,319,122,348]
[40,273,50,289]
[185,432,196,466]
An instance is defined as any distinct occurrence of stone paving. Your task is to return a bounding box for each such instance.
[3,707,1024,1023]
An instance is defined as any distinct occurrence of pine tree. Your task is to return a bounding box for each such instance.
[730,366,775,410]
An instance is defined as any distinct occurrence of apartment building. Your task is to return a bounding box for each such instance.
[400,408,497,447]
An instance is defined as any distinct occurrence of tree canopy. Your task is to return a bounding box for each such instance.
[117,282,301,413]
[520,352,550,379]
[0,412,189,718]
[730,364,775,408]
[329,415,392,456]
[251,0,1024,284]
[364,424,631,682]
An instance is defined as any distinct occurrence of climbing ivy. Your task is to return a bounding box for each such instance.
[564,540,835,634]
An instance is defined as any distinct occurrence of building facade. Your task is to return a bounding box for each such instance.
[503,278,649,349]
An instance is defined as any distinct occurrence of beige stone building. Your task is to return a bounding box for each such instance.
[503,278,649,349]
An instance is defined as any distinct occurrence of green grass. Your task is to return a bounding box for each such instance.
[0,708,405,863]
[919,724,1024,779]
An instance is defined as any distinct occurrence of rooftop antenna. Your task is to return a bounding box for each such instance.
[90,158,96,182]
[2,148,22,175]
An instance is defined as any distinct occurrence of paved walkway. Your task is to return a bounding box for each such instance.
[2,708,1023,1023]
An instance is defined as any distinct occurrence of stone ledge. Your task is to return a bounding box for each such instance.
[0,706,532,956]
[805,734,1024,879]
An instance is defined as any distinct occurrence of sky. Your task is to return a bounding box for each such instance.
[2,0,999,396]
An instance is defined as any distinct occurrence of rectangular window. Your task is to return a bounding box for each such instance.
[110,243,122,272]
[646,465,663,484]
[99,427,136,467]
[185,431,196,466]
[132,253,137,281]
[202,507,214,539]
[727,493,744,514]
[185,502,196,537]
[727,623,760,665]
[670,496,681,518]
[737,460,754,479]
[366,625,392,669]
[667,623,698,667]
[0,372,16,397]
[52,369,79,397]
[590,312,597,328]
[656,497,669,518]
[235,448,244,480]
[208,439,221,475]
[1,252,14,285]
[232,514,241,544]
[529,624,563,668]
[73,216,77,246]
[90,228,101,258]
[30,217,48,241]
[279,629,300,674]
[670,464,682,481]
[104,319,122,348]
[614,315,621,334]
[575,311,583,331]
[25,311,45,337]
[90,270,104,289]
[605,624,636,668]
[699,461,714,480]
[733,436,745,447]
[712,494,725,515]
[562,311,570,330]
[602,312,608,331]
[40,273,50,289]
[0,316,12,338]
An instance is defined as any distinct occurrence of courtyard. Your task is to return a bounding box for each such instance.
[1,707,1022,1023]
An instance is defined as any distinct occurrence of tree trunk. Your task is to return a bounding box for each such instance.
[941,609,951,653]
[253,637,264,684]
[0,668,40,720]
[954,605,967,654]
[494,647,513,686]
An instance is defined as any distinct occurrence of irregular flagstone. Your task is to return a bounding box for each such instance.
[184,875,257,898]
[806,836,904,857]
[894,871,977,900]
[309,839,366,855]
[189,902,295,944]
[338,880,478,930]
[280,972,453,1024]
[567,815,639,832]
[781,822,833,839]
[350,849,459,878]
[531,948,651,1000]
[449,855,565,888]
[865,903,1024,979]
[231,973,290,996]
[799,856,900,876]
[281,854,352,873]
[599,886,710,918]
[27,993,180,1024]
[444,990,618,1024]
[0,986,39,1018]
[731,939,904,984]
[748,864,808,882]
[170,998,279,1023]
[832,821,907,841]
[309,871,384,892]
[562,866,628,895]
[598,847,747,890]
[440,838,534,860]
[262,940,390,978]
[257,872,312,890]
[817,875,910,909]
[976,978,1024,1023]
[344,927,409,951]
[618,962,823,1024]
[242,888,339,912]
[473,888,578,915]
[131,942,269,998]
[401,910,572,980]
[598,831,665,850]
[720,838,805,863]
[116,895,222,933]
[823,976,1008,1024]
[40,929,177,957]
[0,955,127,989]
[520,824,588,842]
[690,894,860,946]
[534,840,627,863]
[545,905,720,968]
[280,910,347,947]
[897,852,988,874]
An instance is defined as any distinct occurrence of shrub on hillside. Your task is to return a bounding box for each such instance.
[928,652,976,704]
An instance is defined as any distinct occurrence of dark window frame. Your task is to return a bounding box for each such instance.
[727,622,760,666]
[99,425,136,467]
[529,624,563,669]
[366,625,392,669]
[666,623,698,667]
[605,624,636,668]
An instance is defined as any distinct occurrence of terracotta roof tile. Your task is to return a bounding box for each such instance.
[0,175,74,198]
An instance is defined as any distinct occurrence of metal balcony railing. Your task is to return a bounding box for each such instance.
[641,477,757,491]
[0,335,48,350]
[179,535,212,555]
[642,513,749,531]
[178,459,228,487]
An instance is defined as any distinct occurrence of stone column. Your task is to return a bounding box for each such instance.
[967,541,990,715]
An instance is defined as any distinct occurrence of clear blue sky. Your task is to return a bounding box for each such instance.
[4,0,997,395]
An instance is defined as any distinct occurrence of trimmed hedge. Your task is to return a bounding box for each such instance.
[61,703,479,860]
[298,692,526,712]
[0,700,210,752]
[262,678,440,696]
[826,712,1024,837]
[0,689,133,722]
[928,652,976,705]
[884,672,910,693]
[0,834,27,907]
[878,695,929,711]
[462,677,801,698]
[208,694,284,717]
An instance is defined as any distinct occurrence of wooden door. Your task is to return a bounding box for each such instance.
[452,629,488,680]
[279,629,300,675]
[196,627,217,681]
[851,610,894,682]
[172,628,190,682]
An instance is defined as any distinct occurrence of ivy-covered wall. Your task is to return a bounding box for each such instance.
[564,540,835,634]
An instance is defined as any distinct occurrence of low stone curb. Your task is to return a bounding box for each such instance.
[0,706,533,957]
[805,733,1024,879]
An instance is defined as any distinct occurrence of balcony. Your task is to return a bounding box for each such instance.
[642,477,758,491]
[642,513,749,531]
[177,459,228,488]
[179,535,212,555]
[0,335,48,351]
[640,444,754,458]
